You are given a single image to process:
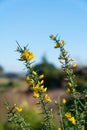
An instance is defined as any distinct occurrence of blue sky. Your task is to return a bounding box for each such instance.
[0,0,87,73]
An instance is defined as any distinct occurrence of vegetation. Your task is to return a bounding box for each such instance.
[34,56,64,89]
[0,34,87,130]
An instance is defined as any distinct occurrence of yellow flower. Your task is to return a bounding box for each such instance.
[66,88,70,93]
[81,125,85,130]
[20,50,34,61]
[14,104,22,112]
[58,128,61,130]
[62,98,67,104]
[73,63,77,68]
[26,75,30,81]
[44,94,51,102]
[67,82,72,87]
[39,74,44,79]
[65,112,76,125]
[31,84,39,92]
[68,116,76,125]
[32,71,37,75]
[54,43,60,48]
[33,92,39,98]
[65,112,71,118]
[39,86,47,92]
[50,34,55,40]
[61,40,64,44]
[30,83,47,94]
[26,76,34,84]
[40,80,44,84]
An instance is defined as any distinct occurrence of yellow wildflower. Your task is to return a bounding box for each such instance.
[58,128,61,130]
[39,74,44,79]
[31,84,39,92]
[44,94,51,102]
[61,40,64,44]
[50,34,55,40]
[40,86,47,92]
[73,63,77,68]
[54,43,60,48]
[81,125,85,130]
[62,98,67,104]
[65,112,71,118]
[68,116,76,125]
[26,75,30,81]
[40,80,44,84]
[30,83,47,93]
[66,88,70,93]
[26,76,34,84]
[20,50,34,61]
[67,82,72,87]
[65,112,76,125]
[32,71,37,75]
[14,104,22,112]
[33,92,39,98]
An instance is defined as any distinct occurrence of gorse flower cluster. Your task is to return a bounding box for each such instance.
[20,49,34,61]
[50,34,87,130]
[18,45,51,103]
[14,104,23,112]
[5,102,30,130]
[64,112,76,125]
[6,35,87,130]
[16,43,53,130]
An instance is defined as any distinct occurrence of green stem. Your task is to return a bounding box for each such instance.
[39,93,52,130]
[58,97,65,130]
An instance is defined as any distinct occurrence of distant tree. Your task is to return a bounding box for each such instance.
[0,65,4,77]
[34,56,64,89]
[0,65,4,75]
[5,73,18,79]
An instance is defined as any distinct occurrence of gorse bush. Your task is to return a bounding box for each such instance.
[5,34,87,130]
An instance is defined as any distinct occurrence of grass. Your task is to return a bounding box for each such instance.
[0,79,23,92]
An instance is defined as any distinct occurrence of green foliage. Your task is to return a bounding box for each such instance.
[5,102,30,130]
[22,108,42,130]
[50,34,87,130]
[0,123,4,130]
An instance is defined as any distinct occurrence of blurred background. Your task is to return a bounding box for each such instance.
[0,0,87,129]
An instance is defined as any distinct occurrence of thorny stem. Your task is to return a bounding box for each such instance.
[39,93,52,130]
[51,36,83,129]
[58,96,65,130]
[60,46,82,129]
